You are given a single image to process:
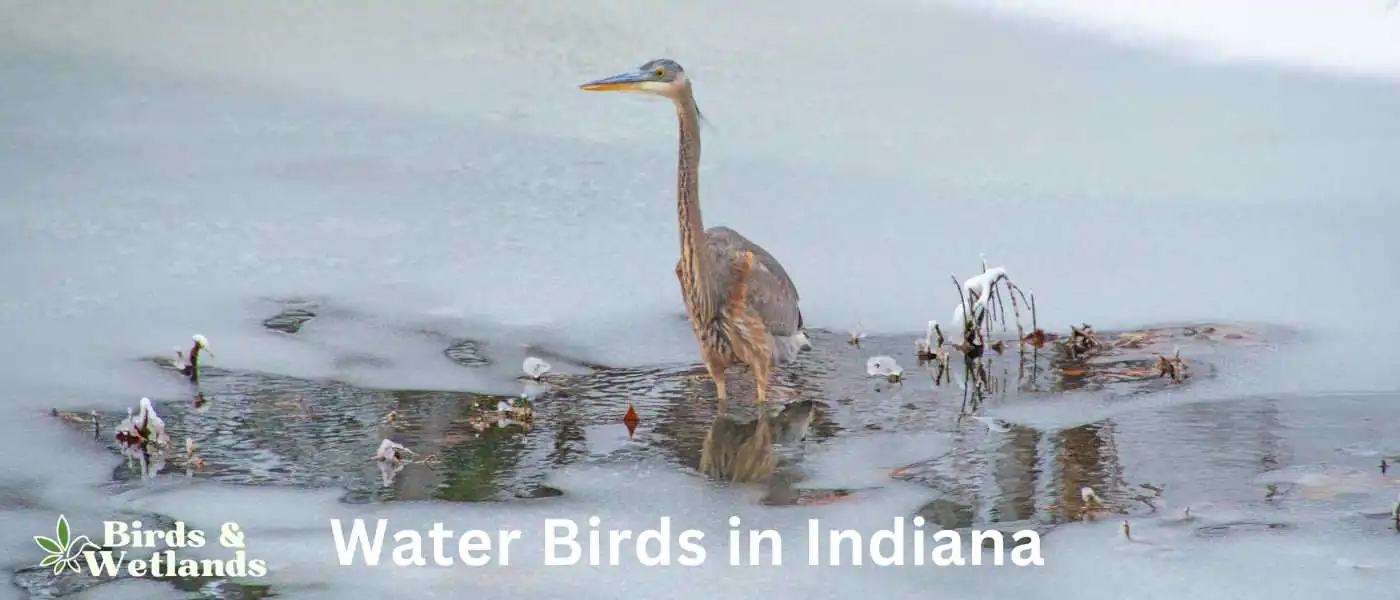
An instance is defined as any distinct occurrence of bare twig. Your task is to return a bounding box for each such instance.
[950,274,984,354]
[1004,283,1026,344]
[950,274,968,328]
[1029,291,1038,333]
[993,283,1008,337]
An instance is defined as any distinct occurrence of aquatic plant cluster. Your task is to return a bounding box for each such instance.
[865,258,1184,369]
[112,397,174,479]
[859,256,1196,422]
[373,438,436,487]
[56,329,578,486]
[171,334,212,383]
[863,257,1046,385]
[47,335,217,480]
[373,356,569,486]
[104,393,209,479]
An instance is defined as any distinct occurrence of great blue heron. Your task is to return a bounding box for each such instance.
[579,59,808,409]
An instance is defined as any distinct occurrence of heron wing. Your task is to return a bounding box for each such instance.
[704,226,803,336]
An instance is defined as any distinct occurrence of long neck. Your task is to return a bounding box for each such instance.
[674,85,717,320]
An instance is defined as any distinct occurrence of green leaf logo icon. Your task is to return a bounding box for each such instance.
[34,514,89,576]
[57,515,70,549]
[34,534,61,554]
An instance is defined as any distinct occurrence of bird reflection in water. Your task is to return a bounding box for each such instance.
[699,400,833,504]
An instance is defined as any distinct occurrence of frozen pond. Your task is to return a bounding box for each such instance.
[2,0,1399,598]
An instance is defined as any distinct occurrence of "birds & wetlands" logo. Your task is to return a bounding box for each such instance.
[33,514,269,577]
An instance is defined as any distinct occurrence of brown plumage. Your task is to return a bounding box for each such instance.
[581,58,809,412]
[716,250,773,407]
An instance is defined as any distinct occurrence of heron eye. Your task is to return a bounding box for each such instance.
[653,68,665,78]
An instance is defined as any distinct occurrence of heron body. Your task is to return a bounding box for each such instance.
[581,59,807,409]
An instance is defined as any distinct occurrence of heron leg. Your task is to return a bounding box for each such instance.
[703,355,729,412]
[712,371,728,413]
[754,359,771,405]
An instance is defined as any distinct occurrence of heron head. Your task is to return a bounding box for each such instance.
[578,58,687,98]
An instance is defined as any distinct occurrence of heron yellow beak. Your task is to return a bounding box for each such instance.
[578,71,650,92]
